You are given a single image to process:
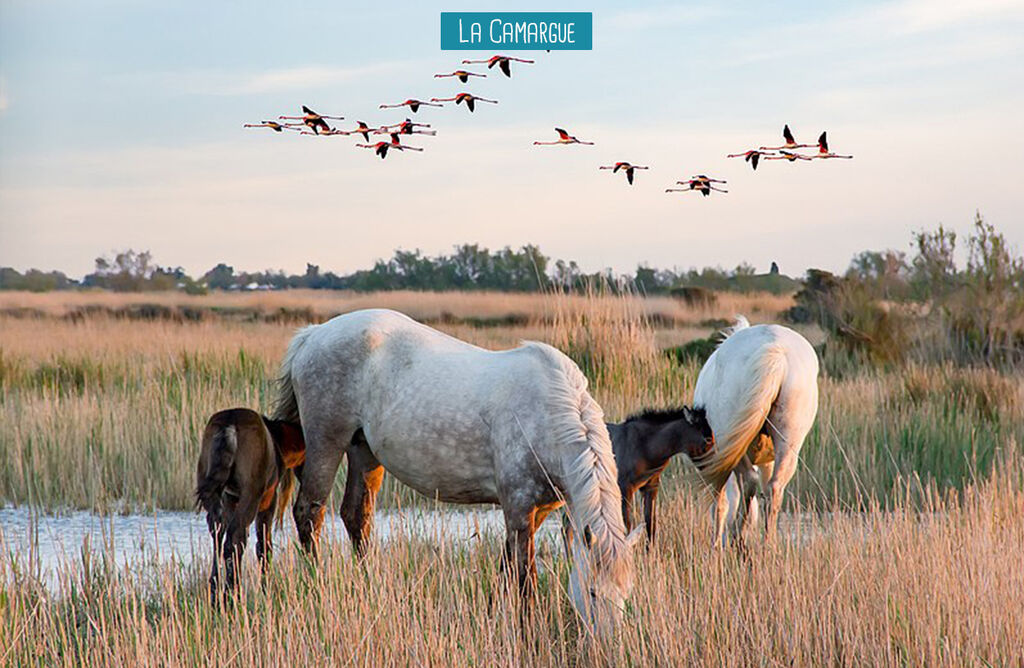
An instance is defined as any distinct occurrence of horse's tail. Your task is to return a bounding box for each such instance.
[719,315,750,340]
[275,468,295,528]
[194,425,238,513]
[272,325,315,423]
[695,342,787,492]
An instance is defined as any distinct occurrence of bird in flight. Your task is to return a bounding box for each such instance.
[430,93,498,113]
[278,105,344,135]
[355,133,423,159]
[379,99,443,113]
[763,150,814,162]
[599,162,649,185]
[726,149,775,171]
[434,69,487,83]
[378,119,436,136]
[813,132,853,159]
[667,175,728,196]
[533,128,594,146]
[760,124,815,151]
[243,121,301,133]
[461,55,535,78]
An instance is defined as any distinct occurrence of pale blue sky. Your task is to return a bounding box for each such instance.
[2,0,1023,278]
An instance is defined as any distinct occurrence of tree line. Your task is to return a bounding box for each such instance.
[0,244,796,295]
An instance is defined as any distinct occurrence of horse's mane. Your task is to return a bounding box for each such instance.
[519,341,633,597]
[623,406,706,426]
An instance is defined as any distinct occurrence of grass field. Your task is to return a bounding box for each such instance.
[1,288,1022,665]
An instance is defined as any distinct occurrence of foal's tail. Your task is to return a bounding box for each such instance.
[695,344,787,492]
[194,425,238,513]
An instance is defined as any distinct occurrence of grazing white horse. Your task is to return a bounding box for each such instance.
[273,309,639,634]
[693,317,819,547]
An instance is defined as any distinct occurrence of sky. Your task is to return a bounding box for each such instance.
[1,0,1023,279]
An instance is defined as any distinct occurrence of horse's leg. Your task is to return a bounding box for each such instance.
[712,474,733,549]
[640,473,662,546]
[206,507,225,599]
[621,487,635,533]
[763,408,811,545]
[502,506,537,602]
[340,435,384,557]
[293,423,354,558]
[223,493,261,592]
[255,487,276,582]
[730,457,760,547]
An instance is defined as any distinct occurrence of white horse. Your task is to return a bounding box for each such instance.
[273,309,640,634]
[693,317,819,547]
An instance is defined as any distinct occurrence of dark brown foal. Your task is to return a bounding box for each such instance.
[606,406,714,544]
[195,408,305,595]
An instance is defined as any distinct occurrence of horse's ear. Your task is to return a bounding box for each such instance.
[682,406,694,423]
[583,525,593,549]
[626,527,645,550]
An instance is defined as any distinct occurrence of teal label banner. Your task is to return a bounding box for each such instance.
[440,12,593,50]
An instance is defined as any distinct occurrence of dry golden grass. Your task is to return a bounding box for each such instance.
[0,287,793,326]
[1,464,1022,666]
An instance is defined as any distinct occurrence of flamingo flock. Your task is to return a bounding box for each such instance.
[244,57,853,182]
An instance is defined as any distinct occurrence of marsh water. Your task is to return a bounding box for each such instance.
[0,505,562,590]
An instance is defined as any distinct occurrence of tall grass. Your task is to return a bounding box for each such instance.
[1,291,1021,511]
[2,463,1022,665]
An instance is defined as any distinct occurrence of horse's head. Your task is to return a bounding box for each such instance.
[568,522,644,636]
[680,405,715,459]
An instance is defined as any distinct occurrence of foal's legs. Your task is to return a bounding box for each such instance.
[730,456,761,545]
[340,433,384,556]
[712,477,733,549]
[206,505,226,597]
[255,487,277,579]
[640,473,662,545]
[223,493,261,591]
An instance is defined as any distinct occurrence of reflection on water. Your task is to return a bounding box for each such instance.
[0,505,561,590]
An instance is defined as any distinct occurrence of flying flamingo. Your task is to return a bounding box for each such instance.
[278,105,344,135]
[379,98,443,113]
[599,162,649,185]
[726,149,775,171]
[813,132,853,159]
[759,124,815,151]
[243,121,301,133]
[533,128,594,146]
[378,119,436,136]
[430,93,497,113]
[355,133,423,159]
[668,176,728,196]
[763,150,814,162]
[461,55,534,78]
[434,69,487,83]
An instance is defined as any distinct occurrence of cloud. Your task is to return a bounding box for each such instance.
[128,61,413,97]
[600,5,728,31]
[879,0,1024,33]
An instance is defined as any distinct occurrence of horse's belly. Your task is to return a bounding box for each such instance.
[365,424,499,505]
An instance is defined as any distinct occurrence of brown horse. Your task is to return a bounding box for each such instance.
[194,408,304,595]
[606,407,714,544]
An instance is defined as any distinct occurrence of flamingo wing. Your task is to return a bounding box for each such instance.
[465,97,475,112]
[499,59,511,77]
[783,124,795,144]
[818,131,828,153]
[409,101,420,112]
[626,167,635,184]
[555,128,570,140]
[751,153,760,170]
[303,105,316,115]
